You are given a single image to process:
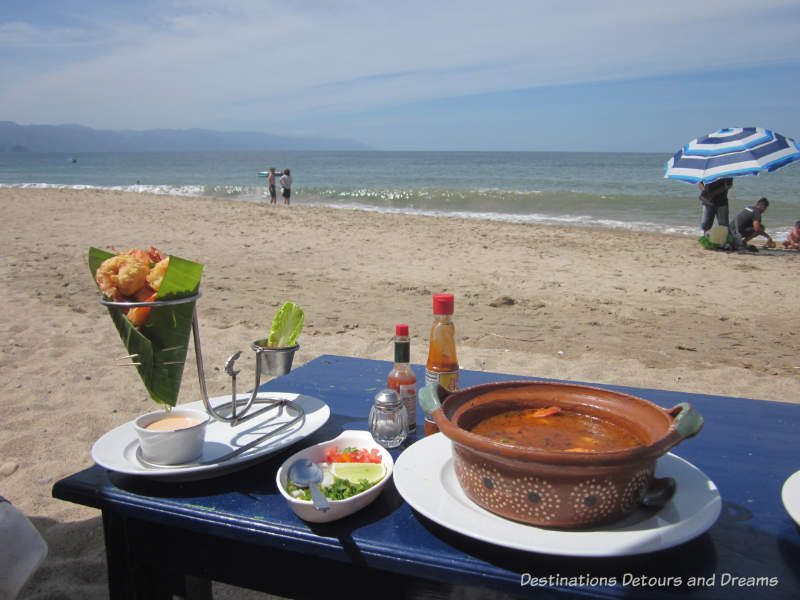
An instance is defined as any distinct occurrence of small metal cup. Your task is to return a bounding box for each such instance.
[251,341,299,377]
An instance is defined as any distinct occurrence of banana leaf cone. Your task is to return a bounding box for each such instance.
[89,247,203,407]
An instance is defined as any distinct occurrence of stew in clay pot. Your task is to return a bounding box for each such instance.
[419,381,704,528]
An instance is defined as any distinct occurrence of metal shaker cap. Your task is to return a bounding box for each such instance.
[373,389,402,409]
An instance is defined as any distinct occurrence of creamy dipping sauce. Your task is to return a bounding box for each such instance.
[145,416,203,431]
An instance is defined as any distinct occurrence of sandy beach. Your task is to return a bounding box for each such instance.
[2,187,798,599]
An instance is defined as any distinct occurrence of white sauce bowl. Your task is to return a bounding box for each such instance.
[134,407,209,465]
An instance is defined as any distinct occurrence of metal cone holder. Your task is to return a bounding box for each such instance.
[100,293,305,464]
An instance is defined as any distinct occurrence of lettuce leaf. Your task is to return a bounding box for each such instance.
[267,302,304,347]
[89,247,203,407]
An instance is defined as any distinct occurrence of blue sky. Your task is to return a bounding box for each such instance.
[2,0,799,151]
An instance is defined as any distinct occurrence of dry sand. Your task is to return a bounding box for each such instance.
[2,187,798,599]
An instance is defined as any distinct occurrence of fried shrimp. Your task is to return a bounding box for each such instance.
[126,287,157,328]
[116,246,166,266]
[95,254,149,300]
[94,246,170,327]
[146,257,170,291]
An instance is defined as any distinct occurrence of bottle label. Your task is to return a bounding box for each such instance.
[397,383,417,431]
[425,369,459,391]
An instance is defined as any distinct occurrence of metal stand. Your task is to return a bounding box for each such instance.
[192,313,300,426]
[101,293,303,429]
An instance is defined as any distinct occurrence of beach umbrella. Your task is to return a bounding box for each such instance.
[664,127,800,184]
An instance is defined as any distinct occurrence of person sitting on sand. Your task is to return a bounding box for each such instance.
[783,220,800,250]
[730,197,773,249]
[698,177,733,236]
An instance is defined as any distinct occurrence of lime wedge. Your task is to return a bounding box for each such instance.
[329,462,386,485]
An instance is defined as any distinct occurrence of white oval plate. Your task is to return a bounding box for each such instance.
[91,392,329,481]
[394,433,721,557]
[781,470,800,526]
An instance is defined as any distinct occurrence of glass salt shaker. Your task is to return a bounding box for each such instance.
[369,389,408,448]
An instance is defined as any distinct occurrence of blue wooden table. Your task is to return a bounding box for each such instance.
[53,355,800,599]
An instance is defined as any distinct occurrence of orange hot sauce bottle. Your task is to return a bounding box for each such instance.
[387,324,417,432]
[425,293,459,391]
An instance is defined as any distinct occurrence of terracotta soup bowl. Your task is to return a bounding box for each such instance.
[419,381,703,528]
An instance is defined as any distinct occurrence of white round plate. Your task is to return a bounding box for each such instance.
[394,433,721,557]
[781,470,800,526]
[91,392,329,481]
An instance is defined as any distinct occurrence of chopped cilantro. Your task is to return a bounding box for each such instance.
[286,476,376,502]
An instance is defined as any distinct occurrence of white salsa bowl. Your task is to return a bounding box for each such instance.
[276,429,394,523]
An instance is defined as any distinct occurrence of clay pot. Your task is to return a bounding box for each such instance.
[419,381,703,528]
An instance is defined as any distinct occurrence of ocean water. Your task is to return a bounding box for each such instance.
[2,150,799,238]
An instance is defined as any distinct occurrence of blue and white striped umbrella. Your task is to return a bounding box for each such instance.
[664,127,800,184]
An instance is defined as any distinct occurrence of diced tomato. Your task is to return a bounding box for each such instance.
[323,446,383,464]
[324,446,340,463]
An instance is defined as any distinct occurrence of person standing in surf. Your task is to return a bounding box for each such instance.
[280,169,292,205]
[267,168,277,204]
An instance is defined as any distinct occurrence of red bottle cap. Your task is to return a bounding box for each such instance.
[432,293,454,315]
[395,324,409,336]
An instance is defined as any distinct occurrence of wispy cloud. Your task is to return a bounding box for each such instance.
[1,0,799,147]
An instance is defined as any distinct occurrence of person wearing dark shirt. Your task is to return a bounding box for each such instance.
[730,197,773,249]
[697,177,733,236]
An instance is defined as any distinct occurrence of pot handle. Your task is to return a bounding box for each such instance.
[667,402,704,440]
[418,384,451,417]
[641,476,676,509]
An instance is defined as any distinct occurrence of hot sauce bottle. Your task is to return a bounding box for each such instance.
[425,293,459,392]
[387,324,417,432]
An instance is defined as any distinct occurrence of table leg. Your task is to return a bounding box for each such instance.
[102,510,133,600]
[102,511,211,600]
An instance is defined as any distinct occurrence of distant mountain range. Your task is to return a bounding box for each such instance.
[0,121,370,152]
